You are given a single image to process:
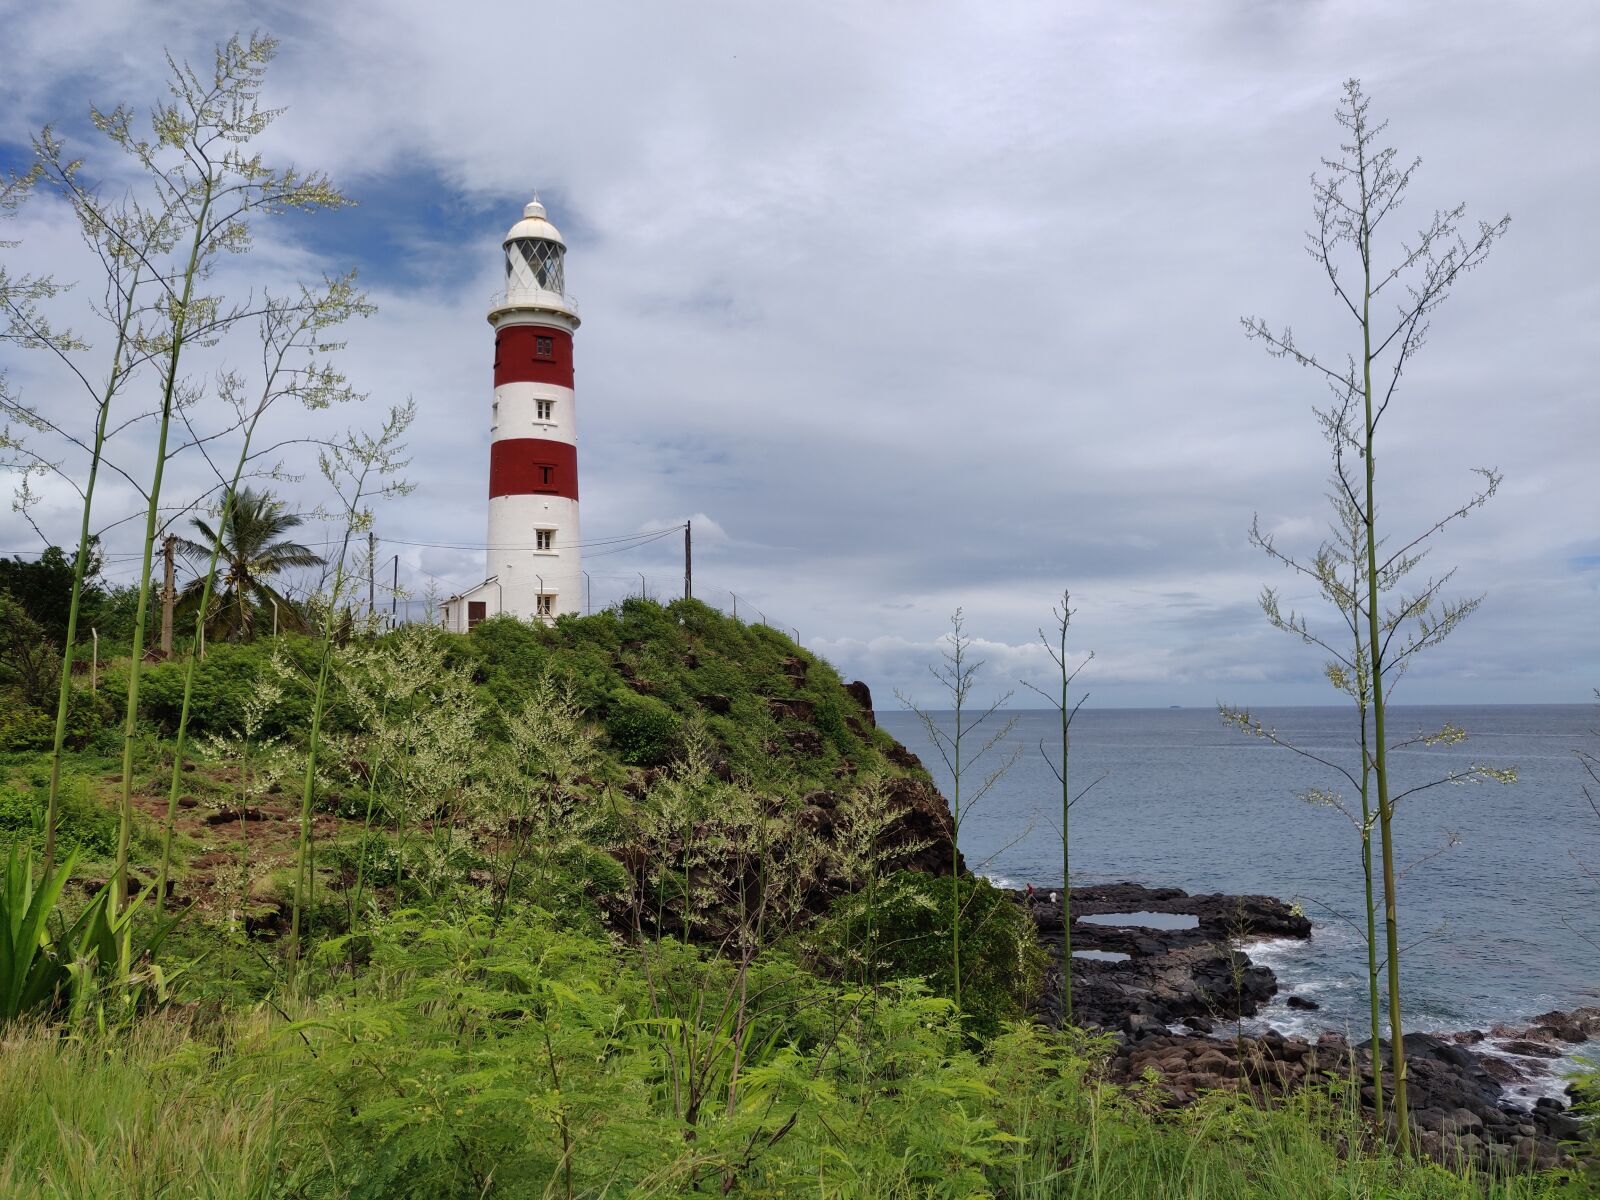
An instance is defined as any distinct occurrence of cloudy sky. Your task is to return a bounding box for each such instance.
[1,0,1595,708]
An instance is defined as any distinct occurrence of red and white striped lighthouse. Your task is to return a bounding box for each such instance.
[442,196,582,630]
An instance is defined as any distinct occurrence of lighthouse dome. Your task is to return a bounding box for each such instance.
[503,197,566,247]
[499,194,571,302]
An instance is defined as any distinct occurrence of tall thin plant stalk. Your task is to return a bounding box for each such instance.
[1021,590,1098,1026]
[13,36,349,911]
[1,165,147,876]
[287,402,413,974]
[155,279,368,907]
[1236,79,1511,1151]
[898,609,1018,1019]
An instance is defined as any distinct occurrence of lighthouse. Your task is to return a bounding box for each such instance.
[443,197,582,631]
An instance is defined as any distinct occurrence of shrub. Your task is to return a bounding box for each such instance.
[0,687,111,753]
[138,635,330,739]
[812,870,1047,1039]
[0,775,120,858]
[0,700,51,752]
[603,688,681,766]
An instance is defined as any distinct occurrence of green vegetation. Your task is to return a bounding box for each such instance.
[0,774,119,857]
[0,50,1589,1199]
[1,596,1583,1195]
[815,870,1048,1038]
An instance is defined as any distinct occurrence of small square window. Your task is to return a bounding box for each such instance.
[535,529,554,551]
[536,593,554,618]
[536,398,554,421]
[535,336,554,360]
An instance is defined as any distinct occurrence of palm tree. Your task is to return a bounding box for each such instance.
[177,488,325,642]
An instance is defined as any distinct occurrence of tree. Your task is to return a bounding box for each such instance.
[0,590,59,708]
[1232,79,1510,1150]
[0,545,104,646]
[175,487,325,642]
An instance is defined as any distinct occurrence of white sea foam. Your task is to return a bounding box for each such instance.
[1483,1038,1597,1109]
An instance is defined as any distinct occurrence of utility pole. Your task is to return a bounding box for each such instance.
[391,554,398,620]
[584,571,591,616]
[684,520,692,601]
[368,530,376,617]
[159,534,176,656]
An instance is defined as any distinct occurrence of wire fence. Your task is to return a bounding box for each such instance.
[375,569,803,645]
[4,525,806,647]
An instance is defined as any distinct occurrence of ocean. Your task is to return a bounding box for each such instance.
[877,704,1600,1064]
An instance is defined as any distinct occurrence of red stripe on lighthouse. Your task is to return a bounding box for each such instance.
[494,326,574,387]
[489,439,579,500]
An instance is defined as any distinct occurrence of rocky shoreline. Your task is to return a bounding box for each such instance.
[829,682,1591,1167]
[1010,882,1594,1169]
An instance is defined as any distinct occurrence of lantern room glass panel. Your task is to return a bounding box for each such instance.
[506,238,566,296]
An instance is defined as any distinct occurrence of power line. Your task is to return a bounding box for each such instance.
[3,524,687,566]
[291,524,686,554]
[575,529,680,558]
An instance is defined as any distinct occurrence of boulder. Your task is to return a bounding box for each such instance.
[766,696,816,723]
[885,742,924,771]
[842,680,876,726]
[1498,1038,1562,1059]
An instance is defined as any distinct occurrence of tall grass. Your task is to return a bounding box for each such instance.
[0,1012,1581,1200]
[0,1020,290,1200]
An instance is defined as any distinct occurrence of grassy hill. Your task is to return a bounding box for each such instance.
[0,600,1590,1197]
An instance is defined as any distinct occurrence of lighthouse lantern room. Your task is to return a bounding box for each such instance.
[442,197,583,632]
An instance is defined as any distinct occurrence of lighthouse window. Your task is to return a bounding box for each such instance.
[539,465,554,485]
[536,398,554,421]
[535,529,554,551]
[536,593,555,618]
[511,239,566,294]
[535,336,554,359]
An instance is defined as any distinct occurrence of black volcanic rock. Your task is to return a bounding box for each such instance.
[1012,881,1592,1172]
[1019,882,1304,1031]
